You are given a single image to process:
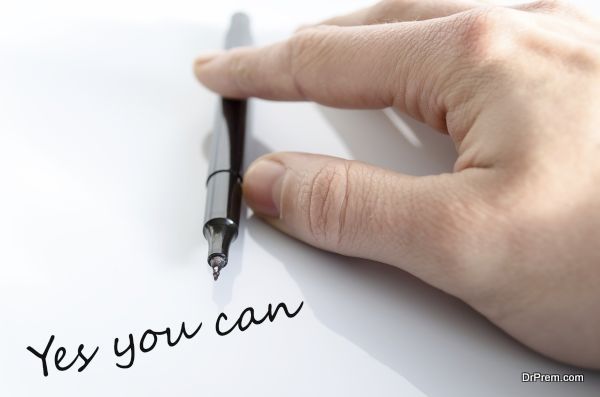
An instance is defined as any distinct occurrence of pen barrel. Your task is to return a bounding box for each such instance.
[207,98,246,178]
[203,11,251,227]
[204,98,246,225]
[204,171,242,225]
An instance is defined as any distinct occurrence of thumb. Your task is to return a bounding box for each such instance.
[243,152,492,296]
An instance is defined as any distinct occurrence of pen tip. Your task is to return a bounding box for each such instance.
[209,255,227,281]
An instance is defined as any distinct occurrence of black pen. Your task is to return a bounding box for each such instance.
[203,13,252,281]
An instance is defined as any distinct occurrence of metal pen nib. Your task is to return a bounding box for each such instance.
[209,255,227,281]
[204,220,237,281]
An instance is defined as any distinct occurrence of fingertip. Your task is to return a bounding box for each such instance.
[193,51,224,79]
[243,157,286,218]
[294,23,316,33]
[194,51,224,67]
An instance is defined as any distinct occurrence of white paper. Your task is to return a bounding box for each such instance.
[1,15,598,397]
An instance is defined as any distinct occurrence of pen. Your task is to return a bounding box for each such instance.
[203,13,252,281]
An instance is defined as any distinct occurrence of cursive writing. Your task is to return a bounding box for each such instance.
[216,301,304,336]
[26,335,99,377]
[114,321,203,369]
[26,300,304,376]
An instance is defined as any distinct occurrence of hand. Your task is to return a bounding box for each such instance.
[194,0,600,368]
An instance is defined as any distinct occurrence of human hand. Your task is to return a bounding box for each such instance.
[194,0,600,368]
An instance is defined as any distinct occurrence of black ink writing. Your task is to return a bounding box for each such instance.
[26,334,99,377]
[114,334,135,369]
[27,300,304,376]
[114,321,202,369]
[216,301,304,336]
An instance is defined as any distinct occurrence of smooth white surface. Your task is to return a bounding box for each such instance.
[1,1,599,396]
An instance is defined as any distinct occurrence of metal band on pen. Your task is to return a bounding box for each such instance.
[205,169,243,185]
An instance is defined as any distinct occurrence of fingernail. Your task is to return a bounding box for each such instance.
[244,159,286,218]
[294,23,314,33]
[194,51,223,68]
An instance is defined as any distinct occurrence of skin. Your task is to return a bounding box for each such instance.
[194,0,600,369]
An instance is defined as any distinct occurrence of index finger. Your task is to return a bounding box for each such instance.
[193,11,482,126]
[195,24,405,108]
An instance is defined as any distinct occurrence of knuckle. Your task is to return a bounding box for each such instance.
[288,27,333,71]
[520,0,565,13]
[368,0,410,24]
[451,8,517,62]
[227,51,253,92]
[516,0,586,21]
[303,161,354,249]
[287,27,335,95]
[565,44,600,73]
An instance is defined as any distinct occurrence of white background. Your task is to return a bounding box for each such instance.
[1,1,599,396]
[1,0,598,29]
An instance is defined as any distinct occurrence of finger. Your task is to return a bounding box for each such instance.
[195,19,474,128]
[196,24,405,108]
[314,0,480,27]
[243,152,494,296]
[513,0,577,16]
[512,0,593,24]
